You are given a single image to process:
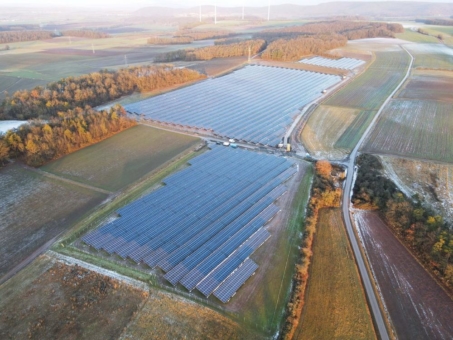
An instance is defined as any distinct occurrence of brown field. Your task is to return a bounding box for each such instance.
[186,56,248,77]
[122,290,263,340]
[0,257,146,340]
[354,210,453,340]
[398,70,453,103]
[379,155,453,221]
[0,163,107,280]
[296,209,376,340]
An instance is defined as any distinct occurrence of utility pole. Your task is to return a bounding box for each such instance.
[124,55,128,67]
[268,0,270,21]
[91,43,95,54]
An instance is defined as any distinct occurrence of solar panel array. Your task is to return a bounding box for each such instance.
[299,56,366,70]
[124,65,340,146]
[82,146,296,302]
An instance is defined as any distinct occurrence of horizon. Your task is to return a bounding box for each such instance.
[2,0,452,9]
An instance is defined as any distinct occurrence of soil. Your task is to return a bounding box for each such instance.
[354,210,453,340]
[398,73,453,103]
[0,259,147,340]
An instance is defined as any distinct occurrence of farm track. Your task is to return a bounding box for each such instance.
[22,165,114,195]
[341,45,414,340]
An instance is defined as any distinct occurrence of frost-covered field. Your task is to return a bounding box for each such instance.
[0,120,27,134]
[0,164,106,279]
[354,211,453,340]
[362,99,453,163]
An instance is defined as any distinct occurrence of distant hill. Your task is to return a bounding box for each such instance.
[135,2,453,19]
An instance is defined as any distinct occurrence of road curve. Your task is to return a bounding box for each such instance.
[341,45,414,340]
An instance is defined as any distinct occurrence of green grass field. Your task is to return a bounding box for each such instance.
[396,29,440,43]
[362,99,453,163]
[301,105,361,159]
[239,164,313,334]
[42,125,200,192]
[325,50,410,111]
[296,208,376,340]
[0,163,107,279]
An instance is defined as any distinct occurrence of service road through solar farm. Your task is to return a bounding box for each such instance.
[81,146,299,303]
[125,65,341,146]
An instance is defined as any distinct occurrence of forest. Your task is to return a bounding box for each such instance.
[353,154,453,289]
[0,65,205,120]
[147,37,193,45]
[257,21,404,61]
[0,30,53,44]
[0,106,135,167]
[155,39,266,62]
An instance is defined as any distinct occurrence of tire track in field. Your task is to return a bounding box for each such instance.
[21,164,113,195]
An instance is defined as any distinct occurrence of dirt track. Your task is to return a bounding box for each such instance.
[355,210,453,340]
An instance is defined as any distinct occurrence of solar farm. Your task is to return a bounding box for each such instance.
[299,56,365,70]
[124,65,341,146]
[82,146,296,303]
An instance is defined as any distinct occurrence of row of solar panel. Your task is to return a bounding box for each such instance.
[81,147,296,302]
[124,65,341,145]
[299,56,366,70]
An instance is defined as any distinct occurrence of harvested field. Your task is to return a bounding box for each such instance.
[362,99,453,163]
[0,163,107,280]
[121,290,263,340]
[398,71,453,103]
[0,257,147,340]
[301,105,362,159]
[42,125,200,192]
[379,155,453,221]
[296,209,375,340]
[325,50,410,110]
[354,210,453,340]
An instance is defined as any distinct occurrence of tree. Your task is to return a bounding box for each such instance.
[315,160,333,179]
[0,139,9,165]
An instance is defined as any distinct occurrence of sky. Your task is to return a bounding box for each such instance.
[2,0,452,9]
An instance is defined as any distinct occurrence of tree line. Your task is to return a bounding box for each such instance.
[256,21,404,61]
[173,29,233,41]
[0,65,205,120]
[155,39,266,62]
[0,30,53,44]
[281,161,343,339]
[353,154,453,289]
[61,30,110,39]
[147,36,194,45]
[0,106,136,167]
[416,18,453,26]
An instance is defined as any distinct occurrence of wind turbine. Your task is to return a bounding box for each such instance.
[215,2,217,25]
[199,3,202,22]
[242,1,245,20]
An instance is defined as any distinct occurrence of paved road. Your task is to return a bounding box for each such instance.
[341,45,414,340]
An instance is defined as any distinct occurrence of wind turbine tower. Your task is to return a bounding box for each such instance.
[268,0,271,21]
[215,3,217,25]
[199,3,202,22]
[242,1,245,20]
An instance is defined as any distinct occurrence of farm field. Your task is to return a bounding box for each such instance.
[301,105,364,159]
[42,125,200,192]
[406,43,453,70]
[325,49,410,111]
[0,35,214,100]
[354,210,453,340]
[362,99,453,163]
[296,209,375,340]
[396,29,440,43]
[0,163,107,280]
[379,155,453,221]
[0,256,147,340]
[122,289,263,340]
[397,70,453,103]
